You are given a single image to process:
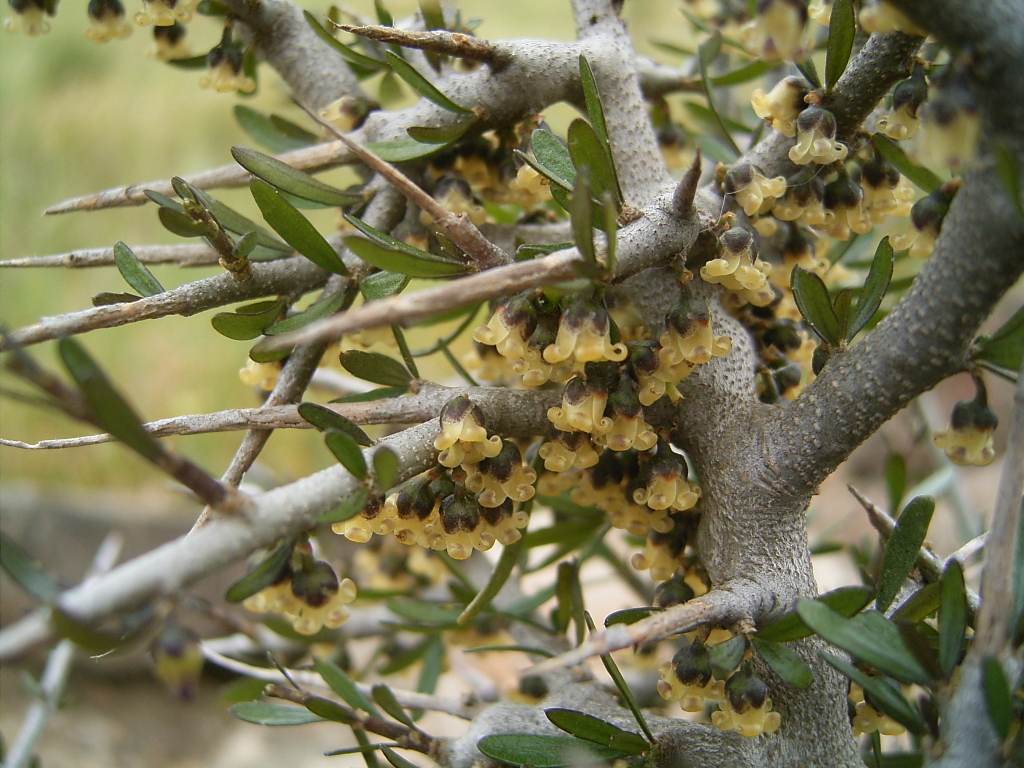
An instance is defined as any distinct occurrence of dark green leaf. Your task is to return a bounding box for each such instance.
[232,146,362,207]
[463,644,555,657]
[331,386,408,404]
[458,538,524,626]
[59,338,162,463]
[825,0,855,90]
[164,54,208,70]
[269,115,319,145]
[211,299,286,340]
[318,487,370,525]
[365,139,448,162]
[384,51,471,114]
[871,134,943,193]
[884,453,907,513]
[993,143,1024,218]
[822,653,925,734]
[157,206,207,238]
[522,517,604,549]
[234,231,259,260]
[973,305,1024,373]
[601,193,617,273]
[797,601,931,685]
[937,559,967,678]
[697,31,742,157]
[306,10,388,75]
[386,598,463,625]
[340,350,413,387]
[406,115,477,144]
[234,106,314,153]
[524,128,576,190]
[325,744,400,758]
[848,236,894,341]
[833,288,853,341]
[758,585,873,642]
[895,620,942,681]
[0,533,60,602]
[303,695,355,723]
[313,656,381,716]
[583,611,655,743]
[693,134,738,164]
[709,633,748,678]
[372,685,414,727]
[892,582,941,623]
[477,734,630,767]
[567,119,619,208]
[360,270,410,301]
[50,603,156,656]
[981,656,1012,740]
[225,538,295,602]
[250,178,349,275]
[569,166,596,269]
[345,236,471,278]
[876,496,935,611]
[795,57,822,90]
[604,607,661,627]
[230,701,324,726]
[380,747,420,768]
[752,638,813,688]
[299,402,373,445]
[710,59,775,86]
[792,265,842,345]
[577,55,620,203]
[545,709,647,754]
[113,242,164,297]
[190,186,291,252]
[196,0,229,16]
[325,429,367,479]
[416,636,444,696]
[265,290,348,335]
[373,446,400,492]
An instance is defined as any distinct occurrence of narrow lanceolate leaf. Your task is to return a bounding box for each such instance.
[365,139,448,162]
[325,429,368,479]
[157,206,207,238]
[211,299,286,341]
[230,701,324,726]
[360,270,409,301]
[340,350,413,387]
[821,653,926,734]
[380,747,421,768]
[697,31,741,157]
[298,402,373,445]
[383,51,472,114]
[757,586,873,643]
[0,533,60,602]
[544,709,647,755]
[265,290,347,335]
[601,194,617,272]
[458,538,524,626]
[981,656,1012,740]
[318,486,370,524]
[876,496,935,612]
[406,115,477,144]
[849,236,894,341]
[569,166,597,269]
[605,607,662,627]
[234,105,315,153]
[58,338,162,463]
[871,134,943,193]
[973,305,1024,374]
[225,537,295,602]
[373,446,400,492]
[884,452,907,512]
[232,146,362,207]
[303,696,355,723]
[477,734,630,768]
[306,10,388,75]
[313,656,381,716]
[710,59,775,86]
[792,265,842,346]
[250,178,349,275]
[113,242,164,297]
[937,559,967,679]
[832,288,853,341]
[577,55,621,203]
[993,143,1024,218]
[522,128,576,191]
[796,57,822,90]
[372,685,414,727]
[824,0,855,90]
[751,638,813,688]
[567,119,620,208]
[797,601,932,685]
[345,236,472,278]
[190,185,291,252]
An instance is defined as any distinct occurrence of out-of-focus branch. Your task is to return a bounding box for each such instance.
[0,243,223,269]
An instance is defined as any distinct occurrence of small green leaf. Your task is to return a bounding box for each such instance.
[0,533,60,602]
[981,656,1012,740]
[708,633,748,678]
[710,59,775,86]
[876,496,935,612]
[523,128,576,191]
[299,402,373,445]
[365,139,448,162]
[59,338,162,463]
[848,236,894,341]
[584,611,656,744]
[234,231,259,260]
[567,119,619,208]
[373,446,400,491]
[458,538,524,626]
[230,701,324,726]
[697,31,742,157]
[792,265,842,346]
[331,386,408,404]
[303,695,355,723]
[993,142,1024,218]
[313,656,381,716]
[265,290,348,336]
[795,57,822,90]
[232,147,362,207]
[318,487,370,524]
[871,134,943,193]
[380,747,420,768]
[797,601,932,685]
[234,106,315,153]
[384,51,471,114]
[345,236,471,279]
[406,115,477,144]
[417,636,444,696]
[821,653,925,734]
[545,709,647,754]
[892,581,941,623]
[832,288,854,341]
[973,305,1024,374]
[164,54,208,70]
[604,607,662,627]
[372,685,414,727]
[884,453,907,513]
[211,299,286,341]
[752,638,813,688]
[758,585,873,642]
[937,559,967,679]
[825,0,855,90]
[360,270,410,301]
[250,179,349,275]
[569,166,597,268]
[577,55,620,203]
[340,350,413,387]
[601,193,617,274]
[112,242,164,297]
[157,206,207,238]
[325,429,368,479]
[225,537,295,602]
[305,10,388,75]
[477,734,631,767]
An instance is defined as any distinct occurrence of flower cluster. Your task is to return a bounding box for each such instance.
[725,164,788,218]
[771,170,830,227]
[631,509,696,581]
[351,537,446,592]
[699,227,774,307]
[566,449,674,536]
[658,638,725,712]
[434,395,504,467]
[239,358,281,391]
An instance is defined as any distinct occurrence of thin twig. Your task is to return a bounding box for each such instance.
[336,24,513,68]
[0,244,223,269]
[3,533,124,768]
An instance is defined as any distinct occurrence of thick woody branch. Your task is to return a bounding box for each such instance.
[337,24,514,68]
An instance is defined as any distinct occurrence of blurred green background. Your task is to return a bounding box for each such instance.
[0,0,682,490]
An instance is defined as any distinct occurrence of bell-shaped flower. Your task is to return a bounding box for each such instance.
[789,106,848,165]
[85,0,132,42]
[750,76,809,138]
[743,0,809,62]
[725,164,788,217]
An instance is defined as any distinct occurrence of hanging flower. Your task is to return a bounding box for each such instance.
[859,1,925,35]
[849,683,908,736]
[422,174,486,227]
[473,293,538,361]
[700,226,773,306]
[5,0,51,35]
[465,439,537,507]
[149,20,189,60]
[239,358,281,391]
[660,296,733,367]
[820,175,873,240]
[932,391,998,467]
[538,429,601,472]
[743,0,810,62]
[657,639,725,712]
[547,373,613,436]
[434,395,503,467]
[712,668,782,738]
[807,0,833,26]
[789,106,848,165]
[772,170,830,226]
[876,67,928,141]
[134,0,195,26]
[542,296,627,365]
[150,621,204,700]
[594,373,658,452]
[725,164,788,218]
[85,0,131,41]
[199,32,256,93]
[918,72,979,172]
[891,183,956,259]
[858,154,915,223]
[750,76,809,138]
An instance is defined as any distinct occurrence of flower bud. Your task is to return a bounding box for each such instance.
[751,76,809,138]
